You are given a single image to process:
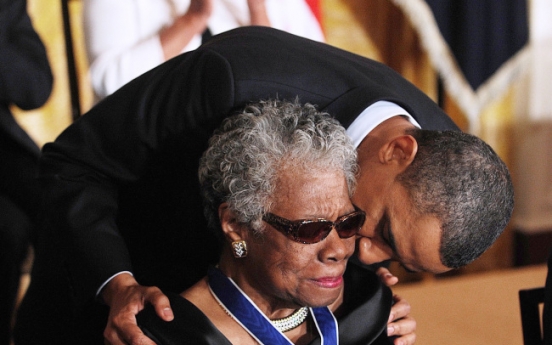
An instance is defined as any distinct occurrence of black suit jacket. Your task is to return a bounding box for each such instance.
[16,27,457,344]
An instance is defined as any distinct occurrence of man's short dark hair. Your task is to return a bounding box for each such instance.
[397,129,514,268]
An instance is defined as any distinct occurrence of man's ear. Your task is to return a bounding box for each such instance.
[218,203,245,242]
[379,134,418,169]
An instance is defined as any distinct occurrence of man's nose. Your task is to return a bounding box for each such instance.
[356,237,393,265]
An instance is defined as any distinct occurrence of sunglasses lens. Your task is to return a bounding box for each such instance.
[335,213,366,238]
[264,208,366,244]
[296,221,333,244]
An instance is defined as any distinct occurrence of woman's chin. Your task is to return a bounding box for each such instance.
[299,286,344,309]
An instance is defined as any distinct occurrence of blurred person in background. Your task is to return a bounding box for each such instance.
[83,0,324,99]
[0,0,53,344]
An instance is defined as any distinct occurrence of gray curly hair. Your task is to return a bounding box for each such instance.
[198,99,358,237]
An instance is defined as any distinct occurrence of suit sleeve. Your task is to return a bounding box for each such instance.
[38,48,235,303]
[0,0,52,109]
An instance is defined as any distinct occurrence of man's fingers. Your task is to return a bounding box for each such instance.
[388,315,416,336]
[104,284,167,345]
[387,317,416,345]
[388,294,411,322]
[105,316,158,345]
[122,325,158,345]
[387,295,416,345]
[103,327,123,345]
[376,267,399,287]
[145,288,174,321]
[390,331,417,345]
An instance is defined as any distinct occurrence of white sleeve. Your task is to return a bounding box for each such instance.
[83,0,177,99]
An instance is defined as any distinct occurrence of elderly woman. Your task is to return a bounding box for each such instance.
[136,99,392,344]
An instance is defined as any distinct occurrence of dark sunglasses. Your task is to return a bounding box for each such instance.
[262,205,366,244]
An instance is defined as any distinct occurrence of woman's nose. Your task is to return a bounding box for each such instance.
[320,228,355,262]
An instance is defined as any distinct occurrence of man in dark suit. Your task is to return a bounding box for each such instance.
[0,0,52,344]
[14,27,513,345]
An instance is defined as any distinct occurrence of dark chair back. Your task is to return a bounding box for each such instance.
[519,287,546,345]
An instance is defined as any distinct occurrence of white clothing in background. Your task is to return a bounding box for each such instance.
[83,0,324,99]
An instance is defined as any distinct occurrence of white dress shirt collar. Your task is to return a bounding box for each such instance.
[346,101,421,148]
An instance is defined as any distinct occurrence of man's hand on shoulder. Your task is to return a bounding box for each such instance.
[377,267,417,345]
[101,273,174,345]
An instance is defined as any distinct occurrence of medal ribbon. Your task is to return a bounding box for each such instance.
[208,266,338,345]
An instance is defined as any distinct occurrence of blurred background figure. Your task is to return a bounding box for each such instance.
[83,0,324,99]
[0,0,53,344]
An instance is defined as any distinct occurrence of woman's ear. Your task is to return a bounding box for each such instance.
[218,203,245,242]
[379,134,418,169]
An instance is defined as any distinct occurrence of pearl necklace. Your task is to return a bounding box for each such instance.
[270,307,309,332]
[214,294,309,333]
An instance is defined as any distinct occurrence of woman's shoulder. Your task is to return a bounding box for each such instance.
[137,291,232,345]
